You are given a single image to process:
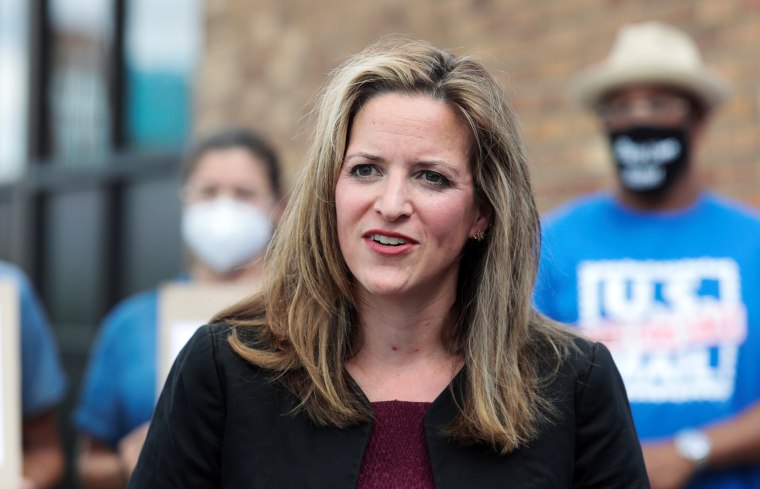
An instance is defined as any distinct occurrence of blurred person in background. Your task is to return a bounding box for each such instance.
[0,261,66,489]
[534,21,760,489]
[73,129,284,489]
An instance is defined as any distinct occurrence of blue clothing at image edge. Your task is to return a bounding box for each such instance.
[534,192,760,489]
[74,275,190,447]
[0,260,67,417]
[74,288,160,447]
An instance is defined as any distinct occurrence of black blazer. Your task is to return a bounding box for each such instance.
[127,324,649,488]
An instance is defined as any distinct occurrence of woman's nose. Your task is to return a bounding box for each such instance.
[374,175,412,221]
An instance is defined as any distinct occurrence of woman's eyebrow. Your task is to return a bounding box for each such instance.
[414,160,461,177]
[344,151,383,162]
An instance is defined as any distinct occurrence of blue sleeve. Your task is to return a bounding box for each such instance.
[74,291,159,447]
[74,307,130,446]
[16,268,67,417]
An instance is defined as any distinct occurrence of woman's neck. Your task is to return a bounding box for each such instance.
[346,289,463,402]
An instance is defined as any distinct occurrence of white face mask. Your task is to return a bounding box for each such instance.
[181,196,273,275]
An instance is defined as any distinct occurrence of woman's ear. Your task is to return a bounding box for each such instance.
[470,198,493,237]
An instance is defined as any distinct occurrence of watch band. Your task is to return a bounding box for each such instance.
[674,429,712,469]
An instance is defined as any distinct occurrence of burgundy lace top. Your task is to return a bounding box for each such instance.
[356,400,435,489]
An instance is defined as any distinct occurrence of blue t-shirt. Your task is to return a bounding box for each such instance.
[74,288,160,446]
[0,261,66,417]
[535,192,760,489]
[74,275,194,447]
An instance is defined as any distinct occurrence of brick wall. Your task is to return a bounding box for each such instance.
[196,0,760,213]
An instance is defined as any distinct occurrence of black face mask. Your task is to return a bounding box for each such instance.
[608,126,690,196]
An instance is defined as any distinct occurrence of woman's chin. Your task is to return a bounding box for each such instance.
[355,278,412,299]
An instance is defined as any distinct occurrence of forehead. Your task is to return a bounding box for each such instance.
[602,85,691,103]
[349,92,473,155]
[191,147,271,187]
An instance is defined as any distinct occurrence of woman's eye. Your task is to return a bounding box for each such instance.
[420,170,450,187]
[350,164,378,178]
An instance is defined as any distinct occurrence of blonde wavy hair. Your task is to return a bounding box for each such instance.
[218,37,575,453]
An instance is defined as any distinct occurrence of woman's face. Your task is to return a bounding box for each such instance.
[335,92,489,301]
[181,147,278,274]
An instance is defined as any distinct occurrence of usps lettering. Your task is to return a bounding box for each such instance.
[577,258,747,404]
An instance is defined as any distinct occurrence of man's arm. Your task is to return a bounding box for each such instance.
[22,409,65,489]
[706,401,760,466]
[643,401,760,489]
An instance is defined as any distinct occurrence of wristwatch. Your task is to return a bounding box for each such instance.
[674,429,712,469]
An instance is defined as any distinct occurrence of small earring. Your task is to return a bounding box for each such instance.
[472,230,486,242]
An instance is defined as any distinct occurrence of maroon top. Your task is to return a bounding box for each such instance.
[356,400,435,489]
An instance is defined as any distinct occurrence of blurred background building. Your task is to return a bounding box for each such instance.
[0,1,758,487]
[1,0,199,487]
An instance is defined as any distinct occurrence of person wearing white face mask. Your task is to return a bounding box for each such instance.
[181,196,273,276]
[179,131,281,282]
[74,129,283,489]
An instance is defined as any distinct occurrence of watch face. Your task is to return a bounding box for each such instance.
[675,430,711,465]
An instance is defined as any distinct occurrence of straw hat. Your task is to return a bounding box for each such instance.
[572,21,731,111]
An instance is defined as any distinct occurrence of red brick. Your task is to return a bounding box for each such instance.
[198,0,760,211]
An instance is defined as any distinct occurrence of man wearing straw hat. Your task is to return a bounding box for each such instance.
[535,21,760,489]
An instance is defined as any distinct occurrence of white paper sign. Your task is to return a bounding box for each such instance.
[0,280,21,488]
[0,303,5,467]
[0,299,5,467]
[157,282,255,396]
[166,320,202,366]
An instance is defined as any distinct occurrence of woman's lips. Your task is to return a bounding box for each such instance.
[362,230,417,256]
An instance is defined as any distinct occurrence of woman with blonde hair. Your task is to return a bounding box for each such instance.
[127,38,648,488]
